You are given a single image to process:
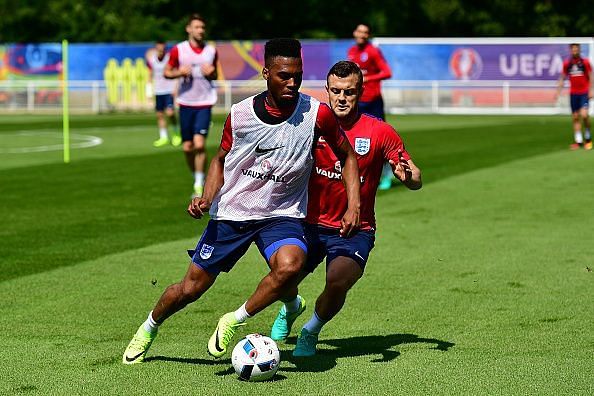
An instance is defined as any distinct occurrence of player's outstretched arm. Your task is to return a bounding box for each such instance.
[389,150,422,190]
[335,139,361,237]
[187,147,228,219]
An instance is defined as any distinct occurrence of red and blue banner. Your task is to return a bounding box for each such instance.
[1,40,590,82]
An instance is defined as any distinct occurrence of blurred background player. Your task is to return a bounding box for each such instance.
[122,39,360,364]
[164,14,218,197]
[348,23,394,189]
[555,43,593,150]
[270,61,422,357]
[147,40,180,147]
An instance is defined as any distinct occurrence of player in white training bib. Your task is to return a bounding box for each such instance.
[123,38,361,364]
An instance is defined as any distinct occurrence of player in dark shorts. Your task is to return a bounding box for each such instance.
[123,39,361,364]
[555,43,592,150]
[270,61,422,356]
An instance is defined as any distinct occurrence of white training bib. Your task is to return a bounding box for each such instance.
[210,93,320,220]
[176,41,217,107]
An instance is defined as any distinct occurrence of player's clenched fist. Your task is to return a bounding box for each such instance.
[187,197,211,219]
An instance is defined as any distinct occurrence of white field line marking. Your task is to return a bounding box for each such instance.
[0,131,103,153]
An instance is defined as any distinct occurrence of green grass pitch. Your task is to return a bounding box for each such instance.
[1,112,593,394]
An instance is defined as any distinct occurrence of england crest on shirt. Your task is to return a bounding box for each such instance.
[199,243,214,260]
[354,138,370,155]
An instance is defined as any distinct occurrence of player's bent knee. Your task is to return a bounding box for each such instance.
[272,258,303,284]
[326,276,357,294]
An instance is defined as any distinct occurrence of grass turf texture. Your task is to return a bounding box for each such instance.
[1,113,593,394]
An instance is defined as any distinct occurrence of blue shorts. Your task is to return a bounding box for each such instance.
[304,224,375,273]
[570,94,589,113]
[359,98,385,121]
[179,106,212,141]
[188,217,308,275]
[155,94,174,111]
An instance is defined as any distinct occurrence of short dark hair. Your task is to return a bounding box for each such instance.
[327,60,363,90]
[264,38,302,65]
[188,13,205,25]
[570,43,580,47]
[156,39,166,45]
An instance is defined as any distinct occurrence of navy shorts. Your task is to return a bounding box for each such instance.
[155,94,174,111]
[188,217,308,275]
[304,224,375,273]
[570,94,589,113]
[359,97,385,121]
[179,106,212,141]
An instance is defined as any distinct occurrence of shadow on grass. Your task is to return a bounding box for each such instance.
[144,333,454,375]
[145,355,230,366]
[147,355,289,382]
[282,333,455,373]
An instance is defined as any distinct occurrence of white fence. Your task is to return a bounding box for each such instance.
[0,79,574,115]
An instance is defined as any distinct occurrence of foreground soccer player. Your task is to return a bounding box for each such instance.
[123,39,360,364]
[270,61,422,356]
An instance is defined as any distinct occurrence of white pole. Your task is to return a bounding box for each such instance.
[27,82,34,112]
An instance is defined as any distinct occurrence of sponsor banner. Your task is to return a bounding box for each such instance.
[379,43,590,81]
[0,43,63,80]
[2,40,589,82]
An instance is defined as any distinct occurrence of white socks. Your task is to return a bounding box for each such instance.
[302,311,327,334]
[575,131,584,144]
[142,311,160,334]
[234,302,252,323]
[284,296,302,313]
[159,127,168,139]
[194,171,205,187]
[585,129,591,141]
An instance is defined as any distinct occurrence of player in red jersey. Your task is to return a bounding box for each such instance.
[348,23,396,188]
[555,43,593,150]
[164,14,219,197]
[270,61,422,356]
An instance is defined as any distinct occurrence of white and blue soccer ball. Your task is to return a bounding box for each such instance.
[231,333,280,381]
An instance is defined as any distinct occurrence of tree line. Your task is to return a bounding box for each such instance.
[1,0,592,42]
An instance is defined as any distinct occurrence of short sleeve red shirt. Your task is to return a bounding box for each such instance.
[306,114,410,230]
[563,57,591,94]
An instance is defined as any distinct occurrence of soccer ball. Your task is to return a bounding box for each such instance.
[231,333,280,381]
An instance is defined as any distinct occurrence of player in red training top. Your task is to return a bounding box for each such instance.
[164,14,219,197]
[269,60,422,357]
[348,23,396,189]
[123,39,360,364]
[555,43,593,150]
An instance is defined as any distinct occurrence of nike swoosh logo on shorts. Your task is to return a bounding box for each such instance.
[125,351,145,362]
[354,251,364,261]
[255,145,284,154]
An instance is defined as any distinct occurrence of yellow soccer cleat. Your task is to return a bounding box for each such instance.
[208,312,245,358]
[122,325,157,364]
[171,133,182,147]
[153,137,170,147]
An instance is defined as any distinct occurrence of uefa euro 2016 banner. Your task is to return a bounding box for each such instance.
[1,39,591,82]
